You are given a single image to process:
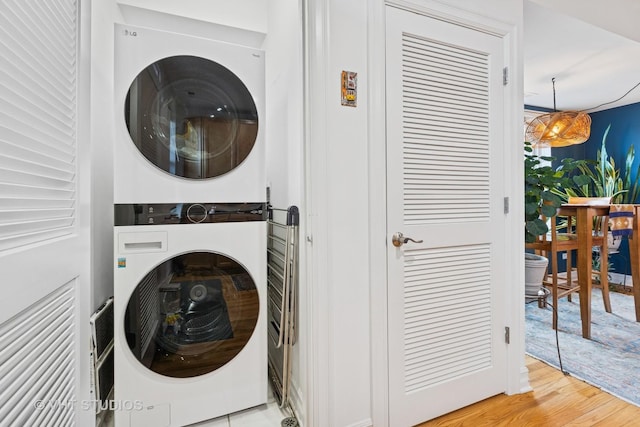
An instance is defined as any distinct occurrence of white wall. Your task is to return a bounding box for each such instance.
[323,2,373,424]
[305,0,373,425]
[90,0,119,311]
[265,1,304,210]
[264,1,307,424]
[117,0,267,34]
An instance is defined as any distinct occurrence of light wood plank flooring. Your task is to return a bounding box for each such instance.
[417,356,640,426]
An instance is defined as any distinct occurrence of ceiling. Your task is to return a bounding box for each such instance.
[524,0,640,112]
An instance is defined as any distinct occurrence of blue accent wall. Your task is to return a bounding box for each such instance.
[585,103,640,200]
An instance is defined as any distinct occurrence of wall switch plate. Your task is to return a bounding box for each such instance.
[341,71,357,107]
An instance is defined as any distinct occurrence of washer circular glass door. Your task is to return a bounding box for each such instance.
[124,251,259,378]
[124,55,259,179]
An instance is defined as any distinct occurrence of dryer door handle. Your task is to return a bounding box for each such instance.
[124,241,163,250]
[118,231,168,253]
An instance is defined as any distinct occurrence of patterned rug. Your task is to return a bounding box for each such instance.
[525,288,640,406]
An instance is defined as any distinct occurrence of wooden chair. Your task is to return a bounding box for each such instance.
[564,197,612,315]
[526,196,612,329]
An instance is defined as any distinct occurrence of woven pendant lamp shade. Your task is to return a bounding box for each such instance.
[526,77,591,147]
[526,110,591,147]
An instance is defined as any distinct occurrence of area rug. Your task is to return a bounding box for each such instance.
[525,288,640,406]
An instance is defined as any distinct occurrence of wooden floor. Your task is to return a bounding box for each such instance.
[417,356,640,426]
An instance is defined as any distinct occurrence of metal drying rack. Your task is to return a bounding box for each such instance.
[267,205,299,416]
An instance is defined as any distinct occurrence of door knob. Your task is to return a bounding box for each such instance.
[392,232,423,247]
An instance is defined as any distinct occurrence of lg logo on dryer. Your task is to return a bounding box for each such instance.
[123,29,137,37]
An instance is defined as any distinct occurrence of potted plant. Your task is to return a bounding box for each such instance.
[525,141,588,243]
[524,141,588,299]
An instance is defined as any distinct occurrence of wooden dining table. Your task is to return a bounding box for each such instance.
[558,203,640,339]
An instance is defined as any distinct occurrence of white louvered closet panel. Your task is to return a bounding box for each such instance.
[403,244,491,392]
[400,33,495,392]
[0,282,76,427]
[0,0,78,252]
[402,33,490,225]
[386,6,506,425]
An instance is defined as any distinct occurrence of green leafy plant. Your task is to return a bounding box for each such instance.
[554,124,640,204]
[621,140,640,204]
[524,141,588,243]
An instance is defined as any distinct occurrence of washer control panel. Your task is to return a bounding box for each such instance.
[114,202,266,226]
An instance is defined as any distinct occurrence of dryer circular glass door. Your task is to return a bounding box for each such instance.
[124,55,259,179]
[124,251,259,378]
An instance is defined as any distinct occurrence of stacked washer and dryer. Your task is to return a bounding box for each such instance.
[113,24,267,427]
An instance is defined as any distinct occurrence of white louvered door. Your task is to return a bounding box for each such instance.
[0,1,87,426]
[385,7,506,426]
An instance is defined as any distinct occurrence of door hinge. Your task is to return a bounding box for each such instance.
[504,197,509,214]
[503,67,509,86]
[505,326,510,344]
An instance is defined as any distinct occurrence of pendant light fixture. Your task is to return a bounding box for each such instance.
[525,78,591,147]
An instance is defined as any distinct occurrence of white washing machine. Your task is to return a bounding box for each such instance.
[113,203,267,426]
[114,23,265,204]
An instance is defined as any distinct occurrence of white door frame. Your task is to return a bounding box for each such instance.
[367,1,527,425]
[302,0,331,425]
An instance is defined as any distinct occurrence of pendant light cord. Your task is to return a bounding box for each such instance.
[543,77,640,113]
[581,80,640,112]
[552,77,557,112]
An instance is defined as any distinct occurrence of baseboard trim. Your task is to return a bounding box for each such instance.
[519,364,533,393]
[288,379,306,427]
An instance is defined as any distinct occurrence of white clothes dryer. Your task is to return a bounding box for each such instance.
[114,24,265,204]
[113,202,267,426]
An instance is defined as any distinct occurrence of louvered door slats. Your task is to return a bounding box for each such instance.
[1,2,76,76]
[0,1,79,426]
[402,241,492,392]
[0,141,75,172]
[0,104,75,145]
[0,0,77,252]
[2,333,74,421]
[400,31,490,227]
[0,283,75,427]
[0,36,74,105]
[0,127,75,162]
